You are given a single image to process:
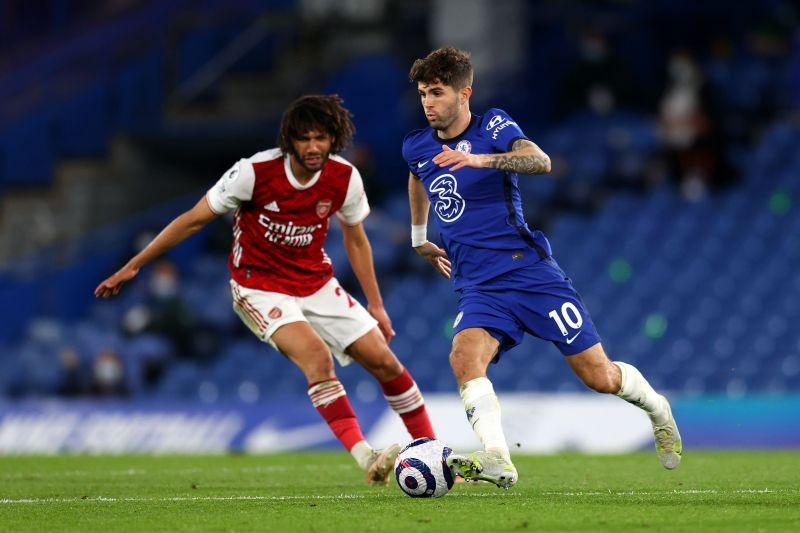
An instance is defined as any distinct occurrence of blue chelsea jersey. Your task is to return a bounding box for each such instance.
[402,108,552,290]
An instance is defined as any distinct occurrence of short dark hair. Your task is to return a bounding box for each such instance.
[409,47,473,90]
[278,95,355,155]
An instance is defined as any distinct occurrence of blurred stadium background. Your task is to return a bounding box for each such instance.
[1,0,799,454]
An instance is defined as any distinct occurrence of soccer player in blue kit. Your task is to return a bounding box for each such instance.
[403,47,682,489]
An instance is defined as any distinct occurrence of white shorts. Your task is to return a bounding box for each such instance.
[229,277,378,366]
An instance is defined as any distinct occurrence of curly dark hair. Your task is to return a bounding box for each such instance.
[409,47,473,90]
[277,95,355,155]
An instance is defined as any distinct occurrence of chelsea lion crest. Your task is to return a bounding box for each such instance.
[455,140,472,153]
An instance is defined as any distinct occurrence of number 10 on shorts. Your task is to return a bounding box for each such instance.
[548,302,583,336]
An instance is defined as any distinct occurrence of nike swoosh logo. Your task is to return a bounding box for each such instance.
[566,331,582,345]
[417,160,429,168]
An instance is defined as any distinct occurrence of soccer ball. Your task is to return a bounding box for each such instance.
[394,438,455,498]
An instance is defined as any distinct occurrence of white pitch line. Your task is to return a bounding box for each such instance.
[0,492,525,505]
[0,489,795,505]
[542,488,797,496]
[0,495,364,504]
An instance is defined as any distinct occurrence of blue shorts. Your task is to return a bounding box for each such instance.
[452,257,601,358]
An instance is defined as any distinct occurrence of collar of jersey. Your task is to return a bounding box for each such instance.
[430,113,477,145]
[284,154,322,190]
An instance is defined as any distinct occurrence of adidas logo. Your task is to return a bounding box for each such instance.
[264,201,280,212]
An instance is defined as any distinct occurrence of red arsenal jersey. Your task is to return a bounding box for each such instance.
[205,149,370,296]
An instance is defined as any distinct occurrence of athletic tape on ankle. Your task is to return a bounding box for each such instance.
[460,377,496,401]
[613,361,633,397]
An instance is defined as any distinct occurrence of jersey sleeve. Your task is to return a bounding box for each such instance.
[483,108,528,153]
[402,130,423,176]
[205,159,256,214]
[336,165,371,225]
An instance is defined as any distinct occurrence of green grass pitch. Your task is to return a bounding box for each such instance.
[1,452,798,531]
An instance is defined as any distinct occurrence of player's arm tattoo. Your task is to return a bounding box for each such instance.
[485,138,551,174]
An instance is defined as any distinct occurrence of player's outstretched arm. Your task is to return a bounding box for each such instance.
[94,197,219,298]
[409,173,451,279]
[340,221,396,342]
[434,138,551,174]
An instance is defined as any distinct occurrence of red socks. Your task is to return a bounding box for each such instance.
[380,368,436,439]
[308,369,436,451]
[307,378,365,451]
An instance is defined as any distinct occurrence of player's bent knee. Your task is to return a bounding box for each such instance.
[566,344,620,394]
[448,349,464,371]
[449,349,482,383]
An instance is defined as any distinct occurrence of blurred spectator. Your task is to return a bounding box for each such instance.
[657,49,736,201]
[55,347,91,396]
[91,348,129,396]
[122,259,219,362]
[559,31,640,117]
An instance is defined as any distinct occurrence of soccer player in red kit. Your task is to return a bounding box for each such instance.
[95,95,436,485]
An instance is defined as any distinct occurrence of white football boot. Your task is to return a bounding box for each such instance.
[365,443,401,486]
[653,395,682,469]
[447,450,518,489]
